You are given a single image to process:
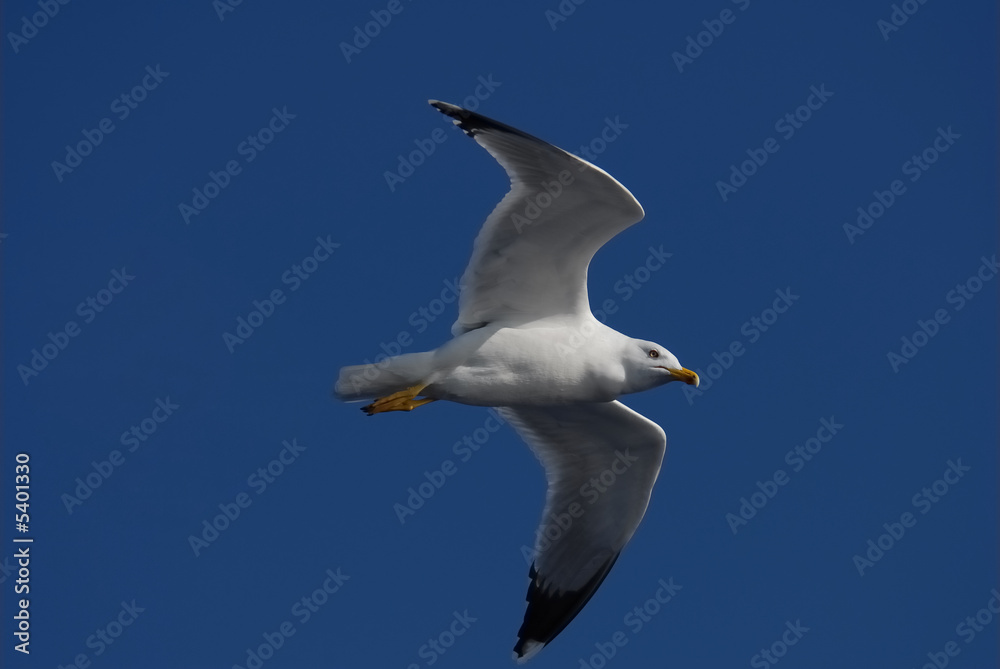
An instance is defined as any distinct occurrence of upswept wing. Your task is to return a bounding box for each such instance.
[429,101,645,336]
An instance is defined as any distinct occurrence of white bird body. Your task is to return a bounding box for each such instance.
[423,316,632,406]
[334,100,698,663]
[432,319,627,405]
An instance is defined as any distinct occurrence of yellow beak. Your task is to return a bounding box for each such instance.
[667,367,700,387]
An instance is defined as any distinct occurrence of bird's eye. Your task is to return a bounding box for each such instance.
[648,349,659,358]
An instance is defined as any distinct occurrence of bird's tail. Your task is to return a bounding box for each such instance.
[333,352,435,401]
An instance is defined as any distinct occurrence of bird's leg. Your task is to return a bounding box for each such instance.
[362,384,436,415]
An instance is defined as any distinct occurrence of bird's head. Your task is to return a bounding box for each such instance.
[623,339,699,393]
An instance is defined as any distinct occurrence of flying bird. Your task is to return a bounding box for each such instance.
[335,100,698,662]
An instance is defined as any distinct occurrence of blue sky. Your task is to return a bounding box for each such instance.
[2,1,997,668]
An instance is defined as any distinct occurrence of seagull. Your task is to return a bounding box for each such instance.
[335,100,698,662]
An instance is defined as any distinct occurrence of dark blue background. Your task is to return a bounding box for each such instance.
[2,1,996,668]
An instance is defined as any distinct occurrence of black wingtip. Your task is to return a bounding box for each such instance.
[428,99,545,143]
[512,637,544,663]
[428,99,475,136]
[513,556,621,661]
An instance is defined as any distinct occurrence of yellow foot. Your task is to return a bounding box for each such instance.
[362,385,437,416]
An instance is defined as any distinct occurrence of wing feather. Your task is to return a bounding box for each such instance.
[498,401,667,661]
[429,101,645,335]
